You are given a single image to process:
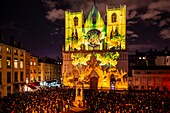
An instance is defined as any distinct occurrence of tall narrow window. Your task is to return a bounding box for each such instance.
[20,72,24,81]
[7,57,11,68]
[74,17,78,26]
[111,13,117,22]
[6,47,11,54]
[20,59,24,68]
[7,72,11,83]
[14,72,18,82]
[0,72,2,84]
[14,58,18,68]
[20,51,23,56]
[14,49,18,55]
[0,56,2,68]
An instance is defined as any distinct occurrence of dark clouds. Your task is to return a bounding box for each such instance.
[0,0,170,58]
[43,0,170,53]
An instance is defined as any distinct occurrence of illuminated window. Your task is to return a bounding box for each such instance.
[7,57,11,68]
[74,17,78,26]
[111,13,117,22]
[143,57,146,59]
[30,62,32,65]
[14,58,18,68]
[20,59,24,68]
[34,62,36,65]
[6,47,11,54]
[14,49,18,55]
[139,57,141,59]
[0,56,1,68]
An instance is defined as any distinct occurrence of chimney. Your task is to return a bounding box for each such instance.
[10,36,16,46]
[0,30,4,42]
[18,41,23,48]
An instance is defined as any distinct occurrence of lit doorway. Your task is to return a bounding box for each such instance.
[90,77,98,89]
[110,74,116,90]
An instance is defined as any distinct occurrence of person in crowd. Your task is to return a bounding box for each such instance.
[0,86,169,113]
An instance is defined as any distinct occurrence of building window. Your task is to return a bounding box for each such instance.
[38,76,41,81]
[0,46,2,52]
[0,56,2,68]
[0,72,2,84]
[30,62,32,65]
[136,71,141,74]
[7,57,11,68]
[20,72,24,81]
[7,86,11,95]
[34,69,36,73]
[7,72,11,83]
[135,86,139,89]
[14,72,18,82]
[111,13,117,22]
[6,47,11,54]
[141,86,144,89]
[14,58,18,68]
[20,51,23,56]
[74,17,78,26]
[20,59,24,68]
[14,49,18,55]
[34,62,36,66]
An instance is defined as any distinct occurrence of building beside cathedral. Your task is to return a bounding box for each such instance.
[62,3,128,90]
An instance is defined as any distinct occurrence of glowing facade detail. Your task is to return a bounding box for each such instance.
[63,3,128,90]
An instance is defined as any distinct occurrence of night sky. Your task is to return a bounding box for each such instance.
[0,0,170,58]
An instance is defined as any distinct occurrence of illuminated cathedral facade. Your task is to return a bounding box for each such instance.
[62,3,128,90]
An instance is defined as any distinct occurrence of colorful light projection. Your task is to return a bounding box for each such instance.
[63,52,128,90]
[65,4,126,51]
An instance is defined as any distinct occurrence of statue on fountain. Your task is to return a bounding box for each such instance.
[73,81,84,108]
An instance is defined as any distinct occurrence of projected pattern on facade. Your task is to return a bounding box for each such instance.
[63,3,128,90]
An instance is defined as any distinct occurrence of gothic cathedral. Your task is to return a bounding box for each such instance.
[62,3,128,90]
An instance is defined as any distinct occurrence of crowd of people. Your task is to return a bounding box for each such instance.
[0,86,169,113]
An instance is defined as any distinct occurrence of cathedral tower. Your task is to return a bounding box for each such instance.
[62,3,128,90]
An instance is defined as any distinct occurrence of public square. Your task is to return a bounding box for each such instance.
[0,86,169,113]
